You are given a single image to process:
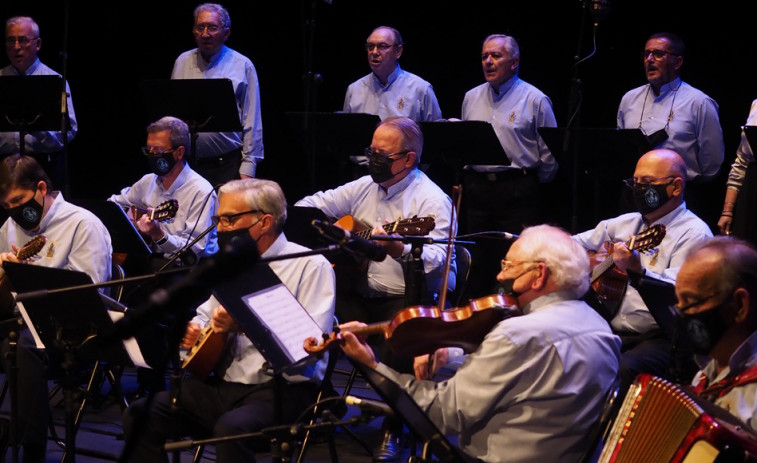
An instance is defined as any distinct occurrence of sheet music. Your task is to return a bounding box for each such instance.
[242,284,323,363]
[108,311,150,369]
[14,297,45,349]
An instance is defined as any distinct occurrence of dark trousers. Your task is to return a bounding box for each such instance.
[617,330,696,394]
[121,376,318,463]
[1,329,50,463]
[191,149,243,189]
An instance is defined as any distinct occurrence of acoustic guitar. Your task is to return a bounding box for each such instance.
[589,224,666,317]
[130,199,179,224]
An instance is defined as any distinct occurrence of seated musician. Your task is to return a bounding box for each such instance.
[677,236,757,432]
[341,224,621,462]
[0,154,112,463]
[573,148,712,392]
[294,115,456,461]
[108,116,218,270]
[121,178,336,463]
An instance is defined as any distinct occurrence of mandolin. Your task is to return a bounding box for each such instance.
[12,235,47,262]
[181,324,228,380]
[589,224,666,316]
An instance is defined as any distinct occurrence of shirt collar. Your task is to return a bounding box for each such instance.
[522,290,576,315]
[378,168,419,198]
[156,162,191,194]
[489,75,519,100]
[262,232,288,259]
[36,190,62,232]
[645,201,687,227]
[196,45,227,69]
[655,77,682,96]
[11,58,41,76]
[373,63,401,88]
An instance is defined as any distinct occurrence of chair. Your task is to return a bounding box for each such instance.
[449,244,472,307]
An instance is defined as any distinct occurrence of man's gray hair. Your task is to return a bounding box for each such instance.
[219,178,288,233]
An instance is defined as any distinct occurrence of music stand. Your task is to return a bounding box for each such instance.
[5,261,147,462]
[284,205,330,250]
[350,360,476,463]
[285,112,380,191]
[139,78,243,166]
[418,121,509,194]
[0,75,69,155]
[539,127,651,232]
[75,199,152,270]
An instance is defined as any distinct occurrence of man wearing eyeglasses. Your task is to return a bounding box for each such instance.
[675,237,757,432]
[0,16,77,192]
[295,116,454,462]
[617,32,724,225]
[122,178,336,463]
[343,26,442,123]
[109,116,218,269]
[574,148,712,392]
[340,224,621,462]
[171,3,264,186]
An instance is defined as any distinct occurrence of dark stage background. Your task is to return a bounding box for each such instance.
[2,1,753,232]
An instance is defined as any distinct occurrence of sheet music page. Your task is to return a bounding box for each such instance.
[242,284,322,363]
[14,298,45,349]
[108,311,150,369]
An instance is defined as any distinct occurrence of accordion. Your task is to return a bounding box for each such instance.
[598,374,757,463]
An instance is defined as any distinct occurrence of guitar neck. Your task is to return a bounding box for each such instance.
[353,223,394,240]
[590,256,616,284]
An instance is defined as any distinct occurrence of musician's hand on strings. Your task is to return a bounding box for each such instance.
[338,321,378,369]
[414,348,450,380]
[181,322,202,349]
[372,224,404,258]
[0,246,20,264]
[612,240,643,275]
[136,215,164,243]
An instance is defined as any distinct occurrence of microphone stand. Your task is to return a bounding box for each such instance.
[158,223,216,272]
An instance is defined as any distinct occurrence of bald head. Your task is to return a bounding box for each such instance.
[636,149,687,182]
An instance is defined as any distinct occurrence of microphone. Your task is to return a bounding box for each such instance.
[311,219,388,262]
[344,395,394,417]
[587,0,610,23]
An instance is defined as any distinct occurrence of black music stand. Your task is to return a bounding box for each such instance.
[75,199,152,272]
[539,127,651,232]
[0,75,69,155]
[284,205,330,250]
[418,121,509,195]
[285,112,380,191]
[350,360,476,463]
[140,79,242,166]
[5,261,146,463]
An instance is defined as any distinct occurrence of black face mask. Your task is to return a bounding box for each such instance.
[8,189,45,230]
[369,154,400,184]
[216,218,262,254]
[495,266,537,298]
[631,181,673,216]
[147,152,177,176]
[681,302,731,356]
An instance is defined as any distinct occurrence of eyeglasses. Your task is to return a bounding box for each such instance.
[622,176,675,188]
[141,146,178,156]
[672,291,727,314]
[212,209,265,227]
[364,147,410,159]
[5,36,38,47]
[194,24,223,34]
[641,49,678,61]
[500,259,543,272]
[365,42,395,52]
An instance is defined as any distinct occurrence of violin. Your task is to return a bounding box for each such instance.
[303,293,522,359]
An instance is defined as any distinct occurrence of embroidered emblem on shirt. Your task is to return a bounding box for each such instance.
[508,111,516,123]
[668,110,675,122]
[648,247,660,266]
[397,98,404,111]
[46,241,55,259]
